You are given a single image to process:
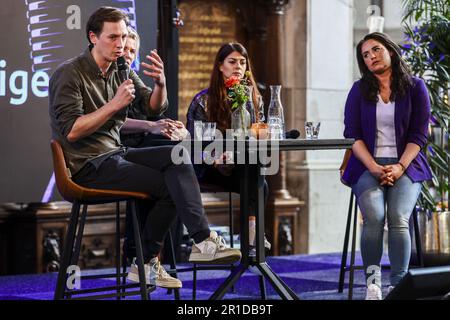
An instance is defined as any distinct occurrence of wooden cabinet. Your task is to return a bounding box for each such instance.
[202,193,303,256]
[266,198,304,256]
[0,193,302,275]
[0,209,11,275]
[0,199,236,275]
[0,202,125,275]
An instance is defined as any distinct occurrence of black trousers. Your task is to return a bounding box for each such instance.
[121,133,185,261]
[73,145,210,262]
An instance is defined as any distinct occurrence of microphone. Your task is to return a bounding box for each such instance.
[285,129,300,139]
[117,56,129,82]
[116,56,130,117]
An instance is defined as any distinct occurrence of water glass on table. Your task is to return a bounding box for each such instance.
[305,121,321,139]
[194,121,203,140]
[202,122,216,141]
[194,121,217,141]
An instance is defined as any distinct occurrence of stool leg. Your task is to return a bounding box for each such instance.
[116,202,121,300]
[192,263,197,300]
[130,200,149,300]
[66,203,87,300]
[229,192,234,248]
[121,253,127,299]
[338,192,354,293]
[259,275,267,299]
[412,207,424,267]
[54,202,81,300]
[167,229,180,300]
[348,199,358,300]
[122,201,131,299]
[71,204,88,266]
[228,191,236,294]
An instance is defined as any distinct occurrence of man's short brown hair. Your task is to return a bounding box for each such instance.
[86,7,129,44]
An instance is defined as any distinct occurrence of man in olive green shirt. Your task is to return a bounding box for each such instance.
[49,6,241,289]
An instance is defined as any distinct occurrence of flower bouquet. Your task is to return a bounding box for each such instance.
[225,72,252,138]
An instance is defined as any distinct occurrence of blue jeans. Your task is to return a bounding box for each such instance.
[352,158,422,286]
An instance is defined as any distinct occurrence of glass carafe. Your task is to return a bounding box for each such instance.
[267,85,285,139]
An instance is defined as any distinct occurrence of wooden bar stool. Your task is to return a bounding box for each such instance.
[51,139,153,300]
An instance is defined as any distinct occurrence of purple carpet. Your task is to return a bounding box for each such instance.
[0,252,393,300]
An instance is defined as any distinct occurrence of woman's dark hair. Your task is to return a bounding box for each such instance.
[207,42,260,132]
[356,32,412,102]
[86,7,129,44]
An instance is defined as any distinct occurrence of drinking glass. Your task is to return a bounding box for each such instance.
[305,121,321,139]
[202,122,216,141]
[194,121,203,140]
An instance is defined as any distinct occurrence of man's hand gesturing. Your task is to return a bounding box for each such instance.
[142,50,166,87]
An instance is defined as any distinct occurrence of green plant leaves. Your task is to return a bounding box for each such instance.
[403,0,450,211]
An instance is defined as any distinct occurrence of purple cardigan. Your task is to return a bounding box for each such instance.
[342,76,432,186]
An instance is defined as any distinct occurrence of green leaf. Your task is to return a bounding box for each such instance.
[402,0,450,211]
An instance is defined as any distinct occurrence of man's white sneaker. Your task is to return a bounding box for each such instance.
[387,285,395,295]
[189,231,242,264]
[365,284,382,300]
[127,257,182,289]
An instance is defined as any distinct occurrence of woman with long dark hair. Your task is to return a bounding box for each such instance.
[342,32,432,299]
[186,42,270,250]
[187,43,262,132]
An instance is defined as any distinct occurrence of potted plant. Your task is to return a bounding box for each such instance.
[401,0,450,265]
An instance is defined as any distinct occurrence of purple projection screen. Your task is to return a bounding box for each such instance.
[0,0,157,203]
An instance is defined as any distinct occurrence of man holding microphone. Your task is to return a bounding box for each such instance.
[49,6,241,289]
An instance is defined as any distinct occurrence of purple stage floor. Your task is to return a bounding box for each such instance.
[0,252,394,300]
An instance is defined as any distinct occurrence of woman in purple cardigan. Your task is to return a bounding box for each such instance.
[342,33,432,300]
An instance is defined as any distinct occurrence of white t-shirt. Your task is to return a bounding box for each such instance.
[374,95,398,158]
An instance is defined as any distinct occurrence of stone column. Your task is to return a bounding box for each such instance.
[284,0,355,253]
[249,1,305,255]
[260,0,292,200]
